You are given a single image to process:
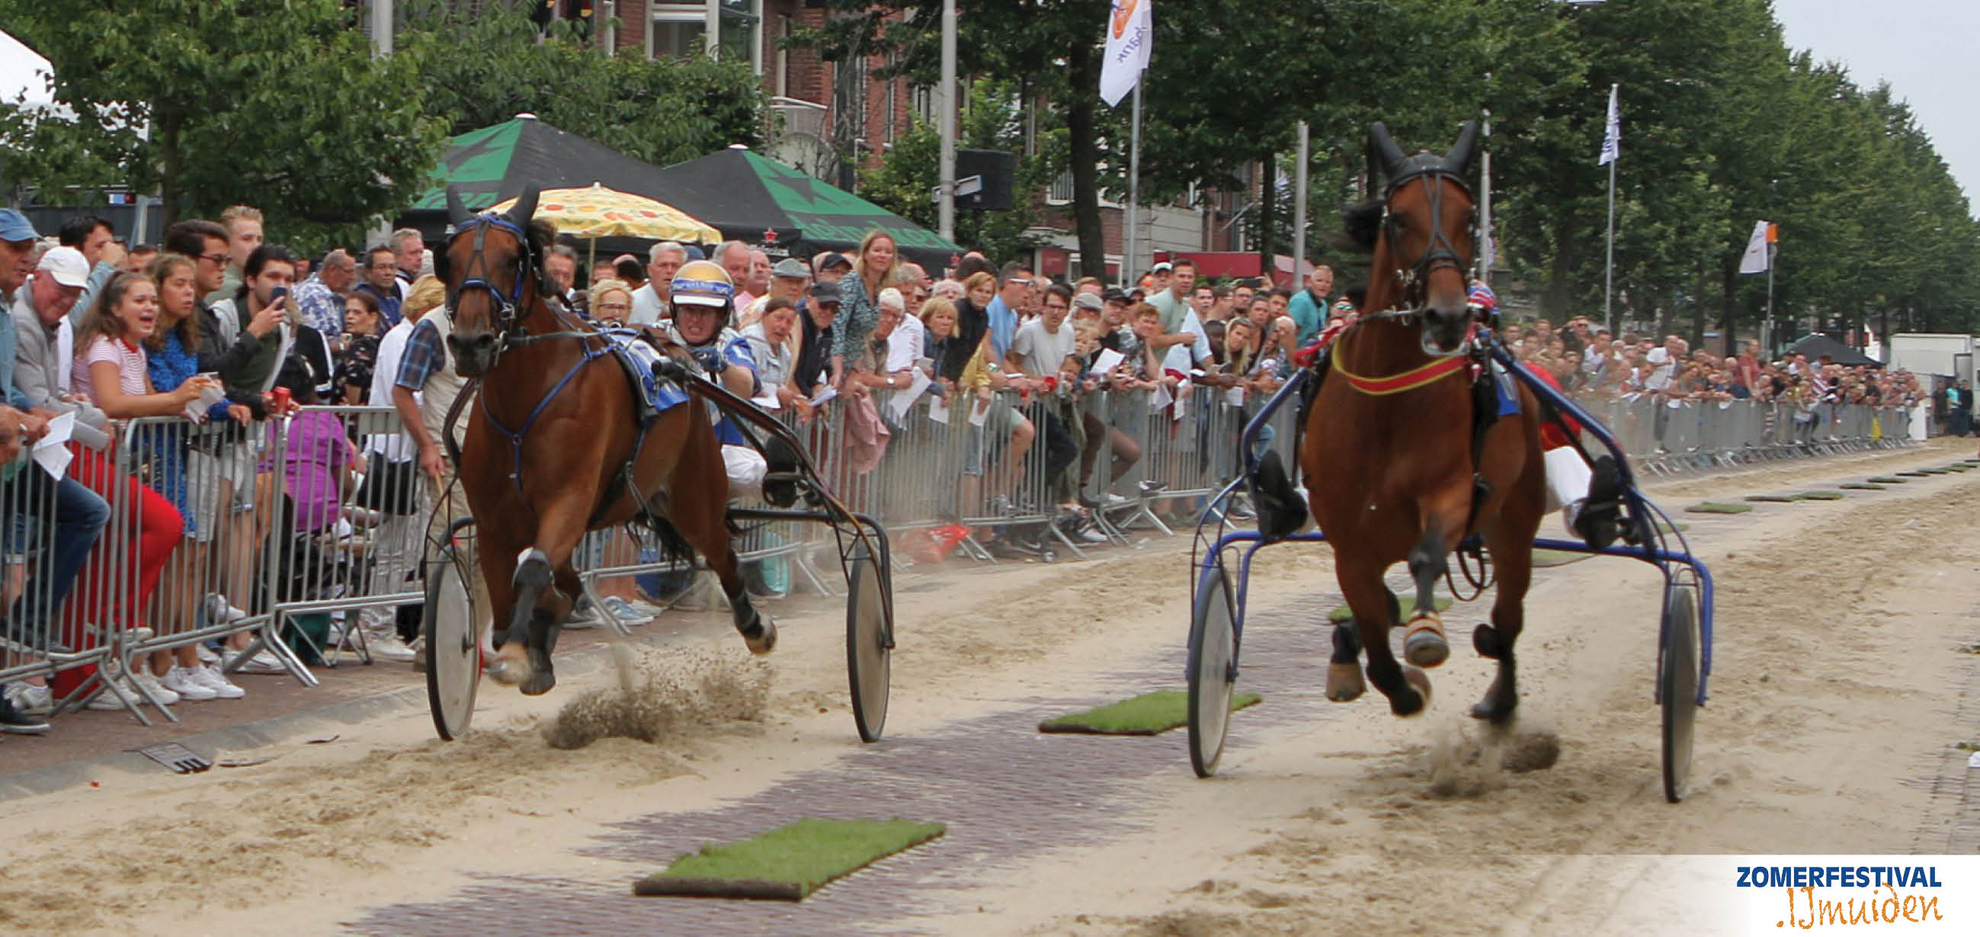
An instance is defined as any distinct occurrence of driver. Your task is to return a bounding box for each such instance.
[658,260,768,495]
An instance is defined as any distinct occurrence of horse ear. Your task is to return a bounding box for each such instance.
[1341,200,1385,252]
[1443,121,1481,175]
[509,184,540,228]
[445,185,471,225]
[1369,122,1407,177]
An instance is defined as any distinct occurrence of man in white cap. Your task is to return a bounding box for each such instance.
[9,247,114,452]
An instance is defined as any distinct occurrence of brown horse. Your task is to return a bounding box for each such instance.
[1301,123,1545,721]
[439,186,774,695]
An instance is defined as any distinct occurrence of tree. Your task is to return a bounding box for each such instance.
[796,0,1114,272]
[404,0,769,168]
[0,0,447,245]
[856,79,1059,264]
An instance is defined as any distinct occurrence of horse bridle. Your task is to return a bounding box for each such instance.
[1378,161,1474,316]
[445,214,541,363]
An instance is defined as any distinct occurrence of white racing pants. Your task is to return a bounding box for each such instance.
[723,444,768,497]
[1542,445,1592,514]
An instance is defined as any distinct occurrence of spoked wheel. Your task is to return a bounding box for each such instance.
[424,544,480,741]
[1658,582,1701,802]
[1187,565,1238,778]
[845,542,893,743]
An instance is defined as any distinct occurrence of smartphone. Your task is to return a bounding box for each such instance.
[267,287,289,305]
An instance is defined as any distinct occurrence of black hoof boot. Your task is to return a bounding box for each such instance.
[762,437,803,508]
[1576,456,1623,550]
[1473,623,1504,659]
[1251,451,1308,542]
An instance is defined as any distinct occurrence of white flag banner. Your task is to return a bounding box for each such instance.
[1100,0,1153,107]
[1739,220,1771,274]
[1598,84,1620,166]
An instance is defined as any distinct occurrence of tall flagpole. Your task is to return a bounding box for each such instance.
[937,0,956,242]
[1604,156,1616,334]
[1124,83,1141,288]
[1479,104,1493,285]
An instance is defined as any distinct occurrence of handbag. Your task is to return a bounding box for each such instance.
[353,457,421,515]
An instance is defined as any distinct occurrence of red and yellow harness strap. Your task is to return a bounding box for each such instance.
[1334,351,1469,396]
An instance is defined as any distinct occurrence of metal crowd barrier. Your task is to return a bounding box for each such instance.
[1566,396,1918,474]
[1,451,114,708]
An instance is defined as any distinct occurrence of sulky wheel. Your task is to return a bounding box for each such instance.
[845,542,893,743]
[424,543,480,741]
[1658,583,1701,802]
[1187,565,1239,778]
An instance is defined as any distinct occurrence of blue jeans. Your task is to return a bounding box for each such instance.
[5,471,111,642]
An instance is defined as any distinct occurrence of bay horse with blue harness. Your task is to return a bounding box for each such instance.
[1299,122,1546,721]
[439,185,775,695]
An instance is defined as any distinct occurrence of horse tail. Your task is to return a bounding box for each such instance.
[636,512,700,570]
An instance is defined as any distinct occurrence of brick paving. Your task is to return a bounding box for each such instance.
[348,592,1361,936]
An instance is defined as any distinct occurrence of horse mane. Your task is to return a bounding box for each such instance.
[524,219,555,271]
[1340,199,1385,253]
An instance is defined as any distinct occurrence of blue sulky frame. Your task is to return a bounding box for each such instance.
[1186,338,1715,797]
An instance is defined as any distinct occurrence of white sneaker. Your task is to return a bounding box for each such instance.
[84,678,136,710]
[204,594,248,624]
[363,629,418,663]
[129,668,181,706]
[225,649,291,675]
[4,682,52,716]
[194,642,221,665]
[161,666,218,701]
[191,665,245,700]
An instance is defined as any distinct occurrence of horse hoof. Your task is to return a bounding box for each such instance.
[1325,661,1365,702]
[1391,666,1431,717]
[743,617,777,655]
[1472,624,1503,659]
[1403,615,1449,669]
[520,670,557,696]
[1469,699,1517,724]
[486,653,530,687]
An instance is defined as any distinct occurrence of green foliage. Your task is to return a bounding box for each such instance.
[0,0,448,247]
[404,0,768,169]
[857,80,1056,265]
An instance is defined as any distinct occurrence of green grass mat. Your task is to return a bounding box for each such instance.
[1792,490,1845,500]
[1742,494,1794,503]
[1866,476,1907,484]
[1839,482,1886,490]
[634,818,946,900]
[1919,467,1951,474]
[1532,548,1596,567]
[1327,595,1452,623]
[1686,501,1753,514]
[1948,465,1974,472]
[1038,689,1262,735]
[1897,471,1931,477]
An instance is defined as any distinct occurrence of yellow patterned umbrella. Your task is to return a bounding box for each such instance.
[491,183,719,244]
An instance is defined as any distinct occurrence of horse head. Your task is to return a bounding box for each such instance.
[441,184,549,376]
[1367,121,1479,356]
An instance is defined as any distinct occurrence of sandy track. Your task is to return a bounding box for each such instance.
[0,443,1970,935]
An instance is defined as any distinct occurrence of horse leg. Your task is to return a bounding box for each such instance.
[1339,557,1429,716]
[1326,588,1397,702]
[479,527,533,687]
[1473,490,1544,723]
[669,457,776,655]
[1402,515,1458,669]
[513,502,593,695]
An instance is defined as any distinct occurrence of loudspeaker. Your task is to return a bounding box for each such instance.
[955,149,1017,211]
